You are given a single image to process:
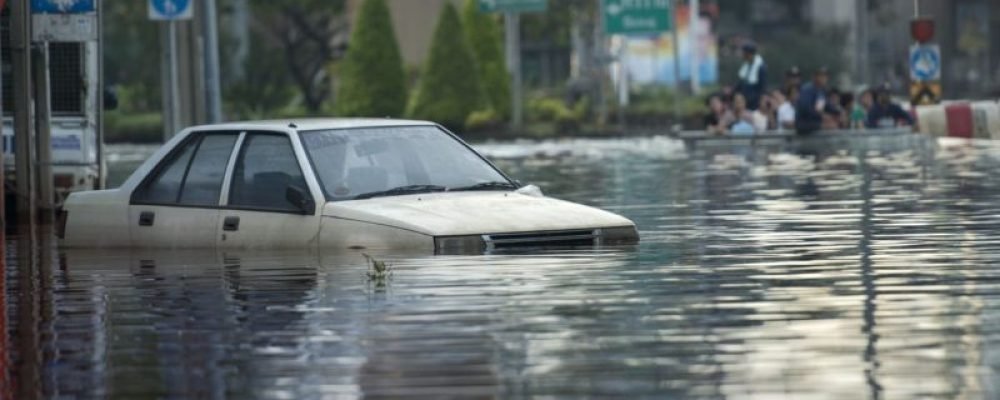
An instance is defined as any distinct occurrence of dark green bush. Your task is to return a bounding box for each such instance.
[461,0,510,118]
[407,2,485,130]
[104,111,163,144]
[336,0,407,117]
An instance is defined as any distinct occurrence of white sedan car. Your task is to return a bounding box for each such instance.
[60,119,638,253]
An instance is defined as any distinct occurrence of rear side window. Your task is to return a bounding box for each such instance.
[228,133,308,212]
[133,133,239,206]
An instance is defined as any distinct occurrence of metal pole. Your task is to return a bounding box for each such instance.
[913,0,919,17]
[202,0,223,123]
[162,21,181,140]
[504,12,523,131]
[689,0,700,94]
[33,43,53,223]
[11,0,37,225]
[670,2,682,131]
[96,0,105,189]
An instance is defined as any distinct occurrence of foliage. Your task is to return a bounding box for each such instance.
[461,0,510,118]
[465,109,503,133]
[104,112,163,144]
[525,94,587,135]
[225,37,297,119]
[336,0,406,117]
[407,3,485,131]
[102,2,161,112]
[251,0,349,112]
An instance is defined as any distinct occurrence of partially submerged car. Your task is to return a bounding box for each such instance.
[61,119,638,253]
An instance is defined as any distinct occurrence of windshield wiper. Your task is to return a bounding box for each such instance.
[354,185,448,200]
[448,181,518,192]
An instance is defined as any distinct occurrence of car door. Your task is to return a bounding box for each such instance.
[129,132,240,248]
[217,131,323,249]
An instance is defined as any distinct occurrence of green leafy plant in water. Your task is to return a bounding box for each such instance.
[363,253,393,285]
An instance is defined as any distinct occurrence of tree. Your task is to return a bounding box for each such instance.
[336,0,407,117]
[251,0,349,113]
[407,3,485,130]
[460,0,509,117]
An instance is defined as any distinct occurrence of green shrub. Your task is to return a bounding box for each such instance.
[526,97,567,121]
[336,0,407,117]
[407,2,485,130]
[465,109,502,132]
[461,0,510,118]
[104,111,163,144]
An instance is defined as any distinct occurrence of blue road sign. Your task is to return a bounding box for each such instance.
[149,0,193,21]
[909,44,941,82]
[31,0,95,13]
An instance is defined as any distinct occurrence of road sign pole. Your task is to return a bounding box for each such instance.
[505,12,523,131]
[12,0,36,225]
[202,0,223,123]
[161,20,181,139]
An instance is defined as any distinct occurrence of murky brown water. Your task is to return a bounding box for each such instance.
[4,134,1000,399]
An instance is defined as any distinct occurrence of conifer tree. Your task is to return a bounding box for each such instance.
[337,0,407,117]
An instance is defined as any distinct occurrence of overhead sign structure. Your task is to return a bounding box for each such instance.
[31,0,97,42]
[479,0,547,13]
[604,0,673,35]
[149,0,193,21]
[909,44,941,82]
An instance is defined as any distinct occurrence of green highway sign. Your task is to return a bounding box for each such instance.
[479,0,547,13]
[603,0,673,34]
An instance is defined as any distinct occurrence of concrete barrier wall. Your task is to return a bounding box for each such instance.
[917,100,1000,139]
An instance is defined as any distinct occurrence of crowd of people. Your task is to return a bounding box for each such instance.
[704,44,915,135]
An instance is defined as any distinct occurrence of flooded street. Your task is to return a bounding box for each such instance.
[5,134,1000,399]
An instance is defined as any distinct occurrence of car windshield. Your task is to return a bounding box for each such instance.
[301,126,512,201]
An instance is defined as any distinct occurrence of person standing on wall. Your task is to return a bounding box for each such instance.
[735,43,767,111]
[795,67,837,135]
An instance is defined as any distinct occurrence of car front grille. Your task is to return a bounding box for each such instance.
[484,229,598,249]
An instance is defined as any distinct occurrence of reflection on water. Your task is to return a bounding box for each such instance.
[5,135,1000,398]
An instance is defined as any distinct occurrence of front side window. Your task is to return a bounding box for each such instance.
[133,133,238,206]
[301,126,510,201]
[228,133,308,212]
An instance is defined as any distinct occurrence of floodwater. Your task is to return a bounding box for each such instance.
[4,133,1000,399]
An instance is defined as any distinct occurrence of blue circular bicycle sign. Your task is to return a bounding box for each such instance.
[910,45,941,82]
[149,0,192,20]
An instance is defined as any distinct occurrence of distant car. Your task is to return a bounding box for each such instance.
[60,119,638,253]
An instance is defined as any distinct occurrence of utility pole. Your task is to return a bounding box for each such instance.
[11,0,37,225]
[202,0,223,123]
[505,12,523,131]
[33,43,53,223]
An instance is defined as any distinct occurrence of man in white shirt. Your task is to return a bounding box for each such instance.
[773,88,796,131]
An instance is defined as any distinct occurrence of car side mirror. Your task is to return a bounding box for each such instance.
[286,185,316,215]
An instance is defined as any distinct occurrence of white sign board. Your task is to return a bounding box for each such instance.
[910,44,941,82]
[149,0,193,21]
[32,13,97,42]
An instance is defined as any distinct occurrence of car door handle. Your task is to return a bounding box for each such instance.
[138,211,155,227]
[223,216,240,231]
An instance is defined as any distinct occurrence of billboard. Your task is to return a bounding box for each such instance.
[613,4,718,86]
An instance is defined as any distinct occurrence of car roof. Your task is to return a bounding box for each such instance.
[189,118,437,132]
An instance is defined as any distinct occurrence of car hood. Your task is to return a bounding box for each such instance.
[322,192,634,236]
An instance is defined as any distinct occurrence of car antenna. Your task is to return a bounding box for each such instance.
[288,122,297,128]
